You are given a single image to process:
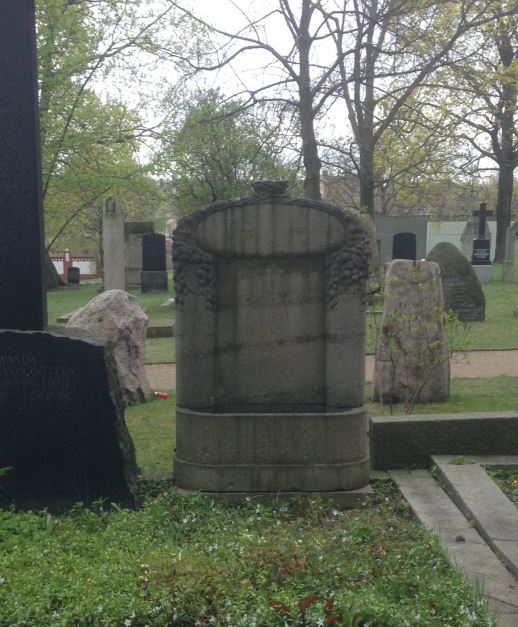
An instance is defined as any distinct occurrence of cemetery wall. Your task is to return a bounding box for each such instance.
[51,252,98,280]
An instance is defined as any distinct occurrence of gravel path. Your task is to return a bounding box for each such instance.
[145,349,518,391]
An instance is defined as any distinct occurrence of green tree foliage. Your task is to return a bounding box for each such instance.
[158,91,297,216]
[36,0,180,249]
[442,7,518,260]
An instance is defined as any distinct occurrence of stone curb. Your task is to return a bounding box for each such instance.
[390,468,518,626]
[370,412,518,469]
[433,455,518,580]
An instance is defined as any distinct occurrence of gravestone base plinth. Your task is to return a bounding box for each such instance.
[141,270,168,293]
[175,485,374,508]
[0,328,138,511]
[472,264,492,283]
[174,406,370,493]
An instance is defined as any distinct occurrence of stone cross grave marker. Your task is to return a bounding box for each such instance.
[471,202,493,265]
[0,1,138,510]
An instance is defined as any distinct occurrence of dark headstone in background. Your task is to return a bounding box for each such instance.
[67,267,80,284]
[141,233,167,292]
[0,0,46,330]
[392,232,417,260]
[0,329,139,511]
[472,238,491,265]
[427,242,485,321]
[142,233,167,271]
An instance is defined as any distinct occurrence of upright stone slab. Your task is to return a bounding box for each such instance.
[0,0,46,330]
[124,222,154,288]
[141,233,168,293]
[0,329,138,510]
[102,197,125,291]
[427,242,485,321]
[0,2,138,510]
[173,181,371,493]
[373,260,450,405]
[503,221,518,283]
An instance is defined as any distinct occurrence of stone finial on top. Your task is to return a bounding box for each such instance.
[251,180,289,198]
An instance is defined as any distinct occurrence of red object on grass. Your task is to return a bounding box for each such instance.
[154,391,168,399]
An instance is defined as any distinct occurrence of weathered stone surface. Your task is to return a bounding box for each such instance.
[370,412,518,469]
[124,221,154,288]
[173,181,371,493]
[503,220,518,283]
[373,259,450,405]
[0,328,138,511]
[102,197,125,291]
[67,290,150,405]
[426,242,485,321]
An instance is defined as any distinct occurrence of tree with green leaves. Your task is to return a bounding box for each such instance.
[36,0,183,249]
[442,8,518,260]
[157,90,297,216]
[170,0,518,214]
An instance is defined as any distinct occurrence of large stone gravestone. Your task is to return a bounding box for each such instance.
[102,196,125,291]
[124,221,154,288]
[141,232,168,292]
[0,329,138,510]
[373,259,450,405]
[0,1,138,510]
[427,242,485,321]
[172,181,371,494]
[503,220,518,283]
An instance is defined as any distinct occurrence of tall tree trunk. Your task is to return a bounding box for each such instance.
[358,136,375,216]
[494,158,514,262]
[299,0,321,200]
[493,27,517,262]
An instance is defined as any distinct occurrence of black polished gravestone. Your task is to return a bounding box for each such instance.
[67,266,80,284]
[471,202,493,266]
[392,232,417,260]
[141,233,168,292]
[0,1,138,510]
[0,329,138,510]
[0,0,46,330]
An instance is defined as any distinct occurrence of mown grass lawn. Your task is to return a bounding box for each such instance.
[48,265,518,362]
[3,378,512,625]
[47,281,175,363]
[15,270,513,624]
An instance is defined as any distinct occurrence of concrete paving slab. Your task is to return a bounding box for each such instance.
[434,455,518,579]
[391,469,518,626]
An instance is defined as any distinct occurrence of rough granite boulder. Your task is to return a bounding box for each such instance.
[67,289,151,405]
[373,259,450,406]
[426,242,485,321]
